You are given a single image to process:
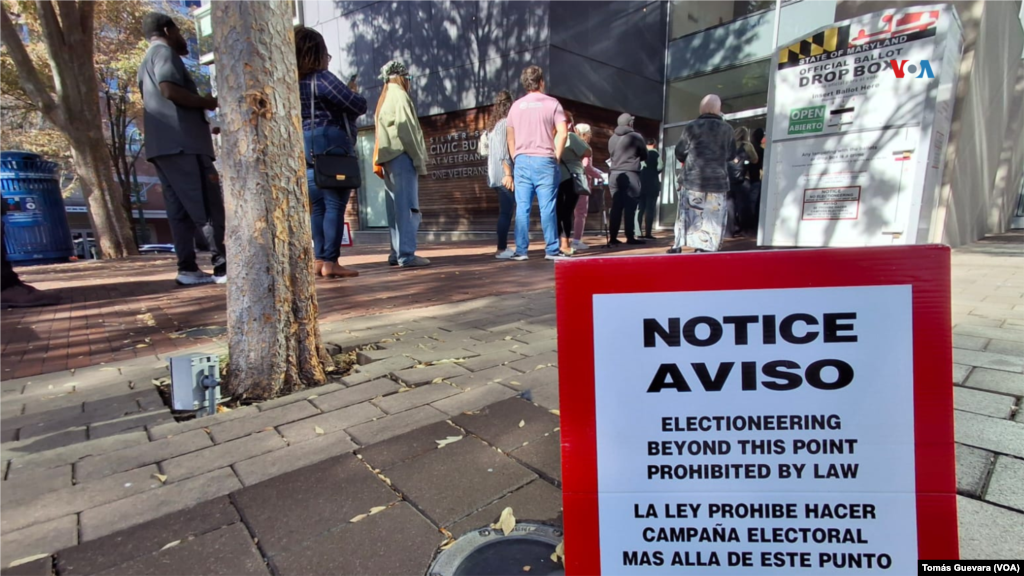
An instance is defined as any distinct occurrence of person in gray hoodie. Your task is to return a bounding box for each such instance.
[607,113,648,245]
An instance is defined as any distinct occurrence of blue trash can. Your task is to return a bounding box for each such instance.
[1,150,75,264]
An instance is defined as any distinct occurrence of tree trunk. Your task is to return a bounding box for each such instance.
[211,0,332,401]
[70,127,137,259]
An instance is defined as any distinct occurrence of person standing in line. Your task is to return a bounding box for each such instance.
[638,137,663,239]
[505,65,569,261]
[668,94,735,253]
[138,12,226,285]
[748,127,766,235]
[295,27,367,279]
[486,90,516,259]
[374,60,430,268]
[556,111,592,255]
[607,113,648,245]
[0,203,59,308]
[728,126,759,237]
[571,124,604,251]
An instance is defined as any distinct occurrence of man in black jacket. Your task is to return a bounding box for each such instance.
[669,95,734,253]
[607,113,647,245]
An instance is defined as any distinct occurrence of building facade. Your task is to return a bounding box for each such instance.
[195,0,1023,247]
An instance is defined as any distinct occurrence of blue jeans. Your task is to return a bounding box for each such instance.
[493,185,514,251]
[383,153,421,264]
[513,155,560,256]
[307,172,352,261]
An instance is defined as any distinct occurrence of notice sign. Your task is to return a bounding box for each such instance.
[555,246,956,575]
[802,187,861,221]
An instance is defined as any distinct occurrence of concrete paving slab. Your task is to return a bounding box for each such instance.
[79,468,241,542]
[208,402,318,444]
[233,430,357,486]
[953,349,1024,373]
[0,516,76,569]
[0,465,72,506]
[348,356,417,381]
[954,324,1024,343]
[953,364,972,385]
[89,410,173,440]
[986,338,1024,357]
[270,503,438,576]
[0,556,49,576]
[955,410,1024,457]
[372,383,459,414]
[161,430,285,483]
[447,479,563,538]
[957,496,1024,560]
[511,431,562,485]
[357,421,464,471]
[386,436,536,527]
[953,335,988,350]
[1,429,88,461]
[985,456,1024,512]
[432,382,518,416]
[391,364,470,387]
[955,444,994,498]
[953,387,1016,419]
[309,379,400,413]
[347,406,448,446]
[277,402,382,444]
[253,383,345,412]
[233,454,397,557]
[57,497,238,576]
[458,351,524,372]
[448,365,522,390]
[75,429,212,482]
[7,432,148,477]
[2,466,161,534]
[94,522,268,576]
[147,406,259,440]
[963,368,1024,396]
[452,398,560,452]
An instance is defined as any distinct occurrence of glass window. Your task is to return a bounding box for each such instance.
[670,0,776,39]
[665,59,770,124]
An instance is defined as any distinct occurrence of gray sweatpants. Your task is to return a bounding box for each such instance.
[151,153,226,274]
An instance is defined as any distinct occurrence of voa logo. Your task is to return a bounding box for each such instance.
[889,59,934,79]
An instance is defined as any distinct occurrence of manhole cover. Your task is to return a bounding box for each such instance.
[429,523,564,576]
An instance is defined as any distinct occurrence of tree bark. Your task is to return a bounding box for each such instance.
[211,0,332,400]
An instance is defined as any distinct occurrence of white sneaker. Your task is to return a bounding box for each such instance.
[511,253,529,261]
[176,270,215,286]
[545,252,571,261]
[495,248,515,260]
[213,274,228,285]
[573,240,590,250]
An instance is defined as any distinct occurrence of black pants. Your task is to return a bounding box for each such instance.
[609,171,640,241]
[637,193,658,237]
[556,178,578,240]
[151,153,227,274]
[0,219,20,291]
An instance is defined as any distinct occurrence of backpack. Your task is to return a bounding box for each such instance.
[479,130,490,158]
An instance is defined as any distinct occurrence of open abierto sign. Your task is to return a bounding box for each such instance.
[555,246,957,575]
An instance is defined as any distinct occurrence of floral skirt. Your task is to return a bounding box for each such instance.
[673,189,728,252]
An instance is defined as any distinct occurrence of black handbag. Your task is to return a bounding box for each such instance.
[309,78,361,190]
[571,172,591,196]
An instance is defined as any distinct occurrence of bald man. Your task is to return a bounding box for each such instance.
[669,94,735,253]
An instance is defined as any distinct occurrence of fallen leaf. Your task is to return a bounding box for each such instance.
[136,344,149,349]
[153,473,168,483]
[523,566,531,572]
[518,420,525,428]
[314,425,325,435]
[440,538,456,550]
[509,381,521,386]
[491,507,516,536]
[549,409,560,416]
[435,435,462,448]
[431,377,445,384]
[8,554,49,568]
[504,336,513,340]
[369,505,387,515]
[160,540,180,551]
[307,394,318,400]
[202,427,211,434]
[349,514,368,523]
[216,405,230,413]
[263,427,274,432]
[535,365,546,370]
[522,441,529,447]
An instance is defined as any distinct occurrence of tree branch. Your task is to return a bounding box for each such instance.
[0,6,67,132]
[33,0,73,112]
[77,0,95,50]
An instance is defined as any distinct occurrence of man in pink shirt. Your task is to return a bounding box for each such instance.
[505,65,568,260]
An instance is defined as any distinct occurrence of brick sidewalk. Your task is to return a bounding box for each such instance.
[0,233,1020,573]
[1,234,754,380]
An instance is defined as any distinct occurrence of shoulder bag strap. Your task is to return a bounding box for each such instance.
[309,75,319,157]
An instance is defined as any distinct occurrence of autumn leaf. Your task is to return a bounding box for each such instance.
[435,436,462,448]
[431,377,446,384]
[8,554,49,568]
[160,540,180,551]
[549,409,560,416]
[314,425,325,435]
[491,507,516,536]
[523,566,531,572]
[349,514,368,523]
[369,505,387,515]
[153,473,168,483]
[509,381,521,386]
[518,420,525,428]
[307,394,319,400]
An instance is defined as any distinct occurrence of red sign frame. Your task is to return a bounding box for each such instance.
[555,246,957,574]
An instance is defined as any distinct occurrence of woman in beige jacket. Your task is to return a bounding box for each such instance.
[374,60,430,268]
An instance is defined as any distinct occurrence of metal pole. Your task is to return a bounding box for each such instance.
[758,0,784,247]
[130,131,147,245]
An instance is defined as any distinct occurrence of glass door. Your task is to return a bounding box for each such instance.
[357,130,388,228]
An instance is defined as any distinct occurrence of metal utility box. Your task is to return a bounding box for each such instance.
[1,151,75,263]
[169,353,221,411]
[760,5,963,247]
